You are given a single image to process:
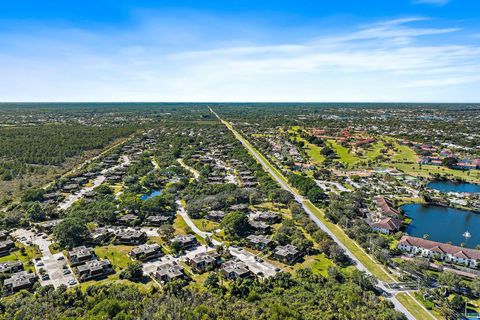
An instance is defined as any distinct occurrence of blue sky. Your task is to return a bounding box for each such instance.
[0,0,479,102]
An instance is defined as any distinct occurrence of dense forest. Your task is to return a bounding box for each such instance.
[0,270,405,320]
[0,125,138,165]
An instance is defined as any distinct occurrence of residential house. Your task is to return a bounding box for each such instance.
[253,211,281,224]
[152,262,188,284]
[90,227,113,244]
[249,221,271,234]
[75,259,114,282]
[0,261,23,274]
[246,234,273,251]
[170,234,198,250]
[274,245,302,264]
[145,215,171,226]
[116,214,139,226]
[67,246,96,267]
[371,217,403,234]
[114,229,147,245]
[0,240,15,256]
[3,271,36,294]
[0,230,8,241]
[398,236,480,268]
[374,197,400,217]
[186,251,222,273]
[129,243,163,261]
[206,210,226,222]
[221,260,252,279]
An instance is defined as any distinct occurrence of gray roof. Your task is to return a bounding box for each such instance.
[4,271,36,288]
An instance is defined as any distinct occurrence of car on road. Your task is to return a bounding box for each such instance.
[68,279,77,285]
[63,269,71,275]
[57,256,64,260]
[41,274,50,280]
[36,262,44,267]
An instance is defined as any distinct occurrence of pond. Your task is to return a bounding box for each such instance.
[403,204,480,248]
[140,190,162,201]
[427,181,480,193]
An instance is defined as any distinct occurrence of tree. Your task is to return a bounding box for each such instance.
[158,224,175,241]
[438,272,461,291]
[442,157,458,169]
[221,211,250,239]
[94,184,113,195]
[21,188,45,203]
[204,273,219,289]
[120,261,144,281]
[53,217,89,249]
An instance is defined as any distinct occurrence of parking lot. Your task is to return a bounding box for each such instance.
[34,253,77,288]
[13,228,77,288]
[230,247,278,278]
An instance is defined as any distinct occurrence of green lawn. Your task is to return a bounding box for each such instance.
[396,292,437,320]
[327,140,360,165]
[173,215,189,235]
[303,201,395,283]
[364,141,386,161]
[192,218,219,233]
[0,243,41,272]
[290,254,334,276]
[288,127,325,165]
[95,245,133,270]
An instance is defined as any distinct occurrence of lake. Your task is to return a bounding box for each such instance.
[140,190,162,201]
[427,181,480,193]
[403,204,480,248]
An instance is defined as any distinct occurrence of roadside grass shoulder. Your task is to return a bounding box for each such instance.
[396,292,437,320]
[303,201,395,283]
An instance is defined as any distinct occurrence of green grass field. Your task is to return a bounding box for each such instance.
[95,245,133,270]
[396,292,437,320]
[327,140,361,165]
[0,243,41,272]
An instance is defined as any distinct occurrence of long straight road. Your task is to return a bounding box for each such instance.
[210,108,424,320]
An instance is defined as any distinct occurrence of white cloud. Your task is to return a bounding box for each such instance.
[0,16,478,102]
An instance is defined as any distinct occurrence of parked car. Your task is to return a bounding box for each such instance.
[63,269,71,275]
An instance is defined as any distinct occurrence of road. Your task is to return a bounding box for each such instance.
[58,155,130,211]
[210,108,422,320]
[175,199,278,278]
[177,158,200,179]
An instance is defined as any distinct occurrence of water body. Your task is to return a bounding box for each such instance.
[427,181,480,193]
[140,190,162,201]
[403,204,480,248]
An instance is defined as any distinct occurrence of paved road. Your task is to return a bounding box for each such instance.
[175,199,278,278]
[177,158,200,179]
[210,108,420,320]
[58,155,130,211]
